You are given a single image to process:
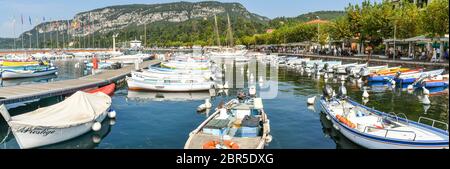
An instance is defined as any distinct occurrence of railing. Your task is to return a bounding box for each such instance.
[382,112,409,125]
[363,126,417,141]
[418,117,449,131]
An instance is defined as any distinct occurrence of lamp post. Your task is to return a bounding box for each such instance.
[317,16,320,54]
[393,22,397,60]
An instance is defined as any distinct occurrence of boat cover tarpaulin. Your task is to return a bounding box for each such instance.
[10,91,111,128]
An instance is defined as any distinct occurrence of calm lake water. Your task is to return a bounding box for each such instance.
[0,58,448,149]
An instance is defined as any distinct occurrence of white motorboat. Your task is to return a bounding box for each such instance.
[108,53,150,64]
[127,71,214,92]
[1,66,58,79]
[319,85,449,149]
[0,91,113,149]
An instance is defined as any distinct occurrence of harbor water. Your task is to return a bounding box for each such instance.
[0,58,448,149]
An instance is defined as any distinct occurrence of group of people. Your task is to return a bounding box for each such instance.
[388,47,449,62]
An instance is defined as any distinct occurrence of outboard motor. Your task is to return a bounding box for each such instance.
[338,84,347,99]
[237,90,246,101]
[323,63,329,72]
[359,67,369,77]
[345,66,354,75]
[322,85,334,100]
[395,71,402,78]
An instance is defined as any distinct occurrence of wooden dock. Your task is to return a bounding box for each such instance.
[274,53,449,68]
[0,60,160,105]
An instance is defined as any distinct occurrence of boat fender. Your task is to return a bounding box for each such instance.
[108,110,117,118]
[92,134,101,144]
[109,119,116,126]
[92,122,102,131]
[265,135,273,143]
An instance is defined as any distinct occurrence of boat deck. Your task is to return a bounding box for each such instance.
[0,60,160,105]
[185,133,262,149]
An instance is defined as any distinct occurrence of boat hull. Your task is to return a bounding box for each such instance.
[9,111,108,149]
[395,77,417,84]
[1,68,58,79]
[368,75,394,82]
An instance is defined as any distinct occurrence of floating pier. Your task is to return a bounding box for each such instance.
[0,60,160,105]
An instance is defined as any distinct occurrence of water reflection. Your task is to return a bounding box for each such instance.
[126,91,211,102]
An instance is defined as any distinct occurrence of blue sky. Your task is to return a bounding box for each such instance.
[0,0,380,38]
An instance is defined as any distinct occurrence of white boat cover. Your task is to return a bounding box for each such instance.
[10,91,111,128]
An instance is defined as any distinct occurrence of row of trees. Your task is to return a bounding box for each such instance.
[240,0,449,51]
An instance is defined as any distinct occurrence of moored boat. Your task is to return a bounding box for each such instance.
[1,66,58,79]
[415,74,449,88]
[126,71,214,92]
[319,85,449,149]
[1,60,48,67]
[0,91,113,149]
[368,68,422,82]
[394,69,445,84]
[184,92,271,149]
[85,83,116,96]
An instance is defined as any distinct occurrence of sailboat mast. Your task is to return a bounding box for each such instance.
[214,14,221,47]
[226,13,233,47]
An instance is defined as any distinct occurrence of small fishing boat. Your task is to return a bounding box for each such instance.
[0,91,113,149]
[415,74,449,88]
[1,60,48,67]
[108,54,150,64]
[184,93,271,149]
[375,67,409,75]
[85,83,116,96]
[1,66,58,79]
[160,61,210,70]
[127,71,214,92]
[358,65,389,77]
[368,68,422,82]
[394,69,444,84]
[147,66,220,78]
[319,85,449,149]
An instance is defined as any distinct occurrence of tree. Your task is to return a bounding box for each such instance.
[330,16,352,42]
[420,0,449,38]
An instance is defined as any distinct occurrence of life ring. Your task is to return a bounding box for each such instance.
[202,140,240,149]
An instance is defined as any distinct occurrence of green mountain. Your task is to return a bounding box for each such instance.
[5,1,270,48]
[0,2,345,49]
